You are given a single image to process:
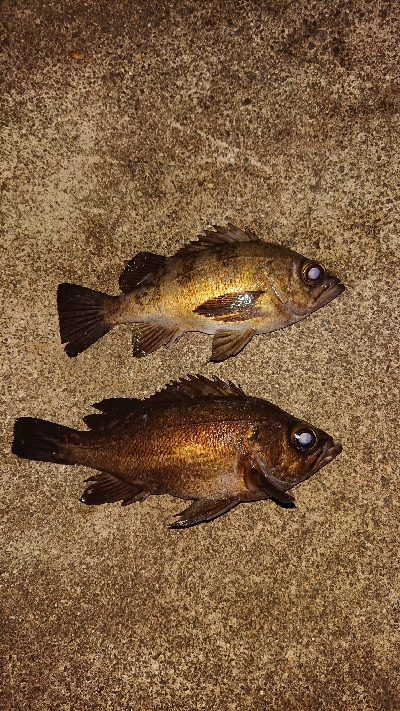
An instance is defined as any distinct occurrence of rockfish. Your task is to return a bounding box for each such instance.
[57,223,344,361]
[12,375,342,528]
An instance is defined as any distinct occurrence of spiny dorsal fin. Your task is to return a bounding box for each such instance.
[150,374,246,402]
[84,375,246,430]
[174,223,258,258]
[119,251,167,293]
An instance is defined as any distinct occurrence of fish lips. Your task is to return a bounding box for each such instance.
[307,438,343,476]
[313,275,345,310]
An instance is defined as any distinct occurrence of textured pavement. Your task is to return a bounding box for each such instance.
[1,1,399,709]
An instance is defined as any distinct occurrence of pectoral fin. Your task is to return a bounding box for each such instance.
[194,291,263,321]
[244,467,294,504]
[211,328,255,361]
[245,442,295,504]
[169,497,240,528]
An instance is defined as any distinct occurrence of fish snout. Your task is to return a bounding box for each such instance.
[310,438,342,474]
[316,275,345,308]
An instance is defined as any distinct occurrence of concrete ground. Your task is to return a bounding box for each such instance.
[1,1,399,709]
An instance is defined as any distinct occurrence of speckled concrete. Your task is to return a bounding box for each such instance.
[1,1,399,709]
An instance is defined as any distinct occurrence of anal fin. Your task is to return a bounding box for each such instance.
[132,322,182,357]
[80,472,148,506]
[211,328,255,362]
[170,497,240,528]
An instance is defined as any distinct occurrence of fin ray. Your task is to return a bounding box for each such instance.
[80,472,148,506]
[119,252,167,293]
[211,329,255,362]
[170,497,240,528]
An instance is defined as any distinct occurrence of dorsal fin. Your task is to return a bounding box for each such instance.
[83,398,144,430]
[84,375,246,430]
[149,374,246,401]
[119,251,167,293]
[174,223,258,258]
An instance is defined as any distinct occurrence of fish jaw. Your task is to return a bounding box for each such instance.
[286,275,345,319]
[310,276,345,312]
[304,438,343,478]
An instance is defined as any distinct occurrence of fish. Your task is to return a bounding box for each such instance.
[12,375,342,528]
[57,223,344,362]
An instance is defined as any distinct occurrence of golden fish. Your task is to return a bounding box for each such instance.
[12,375,342,528]
[57,223,344,361]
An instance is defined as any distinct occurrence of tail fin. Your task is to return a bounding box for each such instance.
[12,417,80,465]
[57,283,117,357]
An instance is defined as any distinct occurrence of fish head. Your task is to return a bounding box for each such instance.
[260,246,344,319]
[255,408,342,489]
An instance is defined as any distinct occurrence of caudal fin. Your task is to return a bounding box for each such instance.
[12,417,80,465]
[57,283,117,357]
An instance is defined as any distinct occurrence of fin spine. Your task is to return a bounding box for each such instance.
[174,223,258,257]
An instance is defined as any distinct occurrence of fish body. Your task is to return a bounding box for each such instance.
[12,375,342,527]
[57,224,344,361]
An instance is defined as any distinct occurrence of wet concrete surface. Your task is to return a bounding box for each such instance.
[1,1,399,708]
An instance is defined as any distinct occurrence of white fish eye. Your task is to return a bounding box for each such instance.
[302,261,325,285]
[291,425,317,451]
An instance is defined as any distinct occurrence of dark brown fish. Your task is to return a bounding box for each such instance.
[57,223,344,362]
[12,375,342,528]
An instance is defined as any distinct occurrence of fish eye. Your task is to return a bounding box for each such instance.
[291,425,317,452]
[302,261,325,285]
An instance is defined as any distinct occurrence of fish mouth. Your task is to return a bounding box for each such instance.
[314,276,345,310]
[307,439,342,475]
[284,275,344,318]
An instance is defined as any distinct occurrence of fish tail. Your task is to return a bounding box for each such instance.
[12,417,82,465]
[57,283,118,357]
